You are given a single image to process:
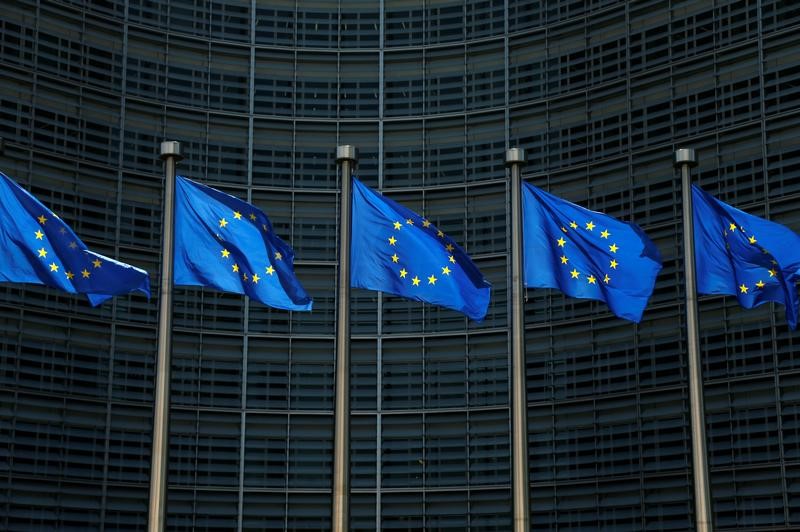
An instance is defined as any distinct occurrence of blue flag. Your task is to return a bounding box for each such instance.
[174,176,312,311]
[350,178,490,321]
[0,171,150,305]
[522,182,662,322]
[693,185,800,329]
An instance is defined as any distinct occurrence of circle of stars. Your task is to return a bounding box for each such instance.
[386,217,461,291]
[215,206,281,289]
[558,219,614,288]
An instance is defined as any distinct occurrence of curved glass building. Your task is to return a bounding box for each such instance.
[1,0,800,529]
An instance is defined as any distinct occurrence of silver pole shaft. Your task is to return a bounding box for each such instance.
[676,148,713,532]
[148,141,182,532]
[507,148,530,531]
[332,145,356,532]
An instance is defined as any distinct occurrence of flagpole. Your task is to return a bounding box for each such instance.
[332,144,357,532]
[506,148,531,531]
[675,148,713,532]
[148,140,182,532]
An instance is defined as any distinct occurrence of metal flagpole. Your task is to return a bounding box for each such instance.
[675,148,713,532]
[506,148,531,531]
[332,145,357,532]
[148,141,182,532]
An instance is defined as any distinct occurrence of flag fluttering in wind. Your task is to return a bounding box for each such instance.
[692,185,800,329]
[521,182,662,322]
[0,171,150,305]
[350,178,491,321]
[174,175,312,311]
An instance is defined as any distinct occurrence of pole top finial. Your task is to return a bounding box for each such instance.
[505,148,526,166]
[336,145,358,163]
[674,148,697,168]
[160,141,183,161]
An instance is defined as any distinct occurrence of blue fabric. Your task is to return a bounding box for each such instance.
[522,182,662,322]
[693,185,800,329]
[174,175,312,311]
[0,171,150,305]
[350,178,491,321]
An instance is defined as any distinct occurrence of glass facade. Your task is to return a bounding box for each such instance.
[0,0,799,529]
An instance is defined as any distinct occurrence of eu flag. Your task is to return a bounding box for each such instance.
[522,182,662,322]
[693,185,800,329]
[0,171,150,305]
[174,176,312,311]
[350,178,491,321]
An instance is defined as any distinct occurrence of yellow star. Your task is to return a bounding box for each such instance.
[233,211,242,220]
[445,243,454,252]
[399,268,408,278]
[92,258,102,268]
[428,274,437,285]
[587,275,596,284]
[37,215,47,224]
[412,276,420,286]
[449,255,456,264]
[422,219,431,228]
[561,227,568,233]
[739,284,748,294]
[442,266,451,275]
[242,272,248,282]
[249,213,257,221]
[740,226,745,232]
[748,235,757,244]
[275,252,282,260]
[252,273,260,284]
[262,224,269,232]
[609,243,619,253]
[406,218,414,225]
[38,247,47,258]
[610,259,618,269]
[570,269,580,279]
[266,265,275,275]
[66,271,74,280]
[393,221,402,230]
[391,253,399,263]
[232,263,240,273]
[729,223,737,231]
[34,230,44,240]
[560,255,568,264]
[219,218,228,228]
[569,221,578,229]
[557,237,566,247]
[769,268,777,277]
[81,269,90,278]
[50,263,59,272]
[59,227,66,234]
[221,249,231,258]
[68,241,77,249]
[585,221,595,231]
[603,274,610,284]
[756,280,765,289]
[388,236,397,246]
[600,229,610,239]
[437,230,444,238]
